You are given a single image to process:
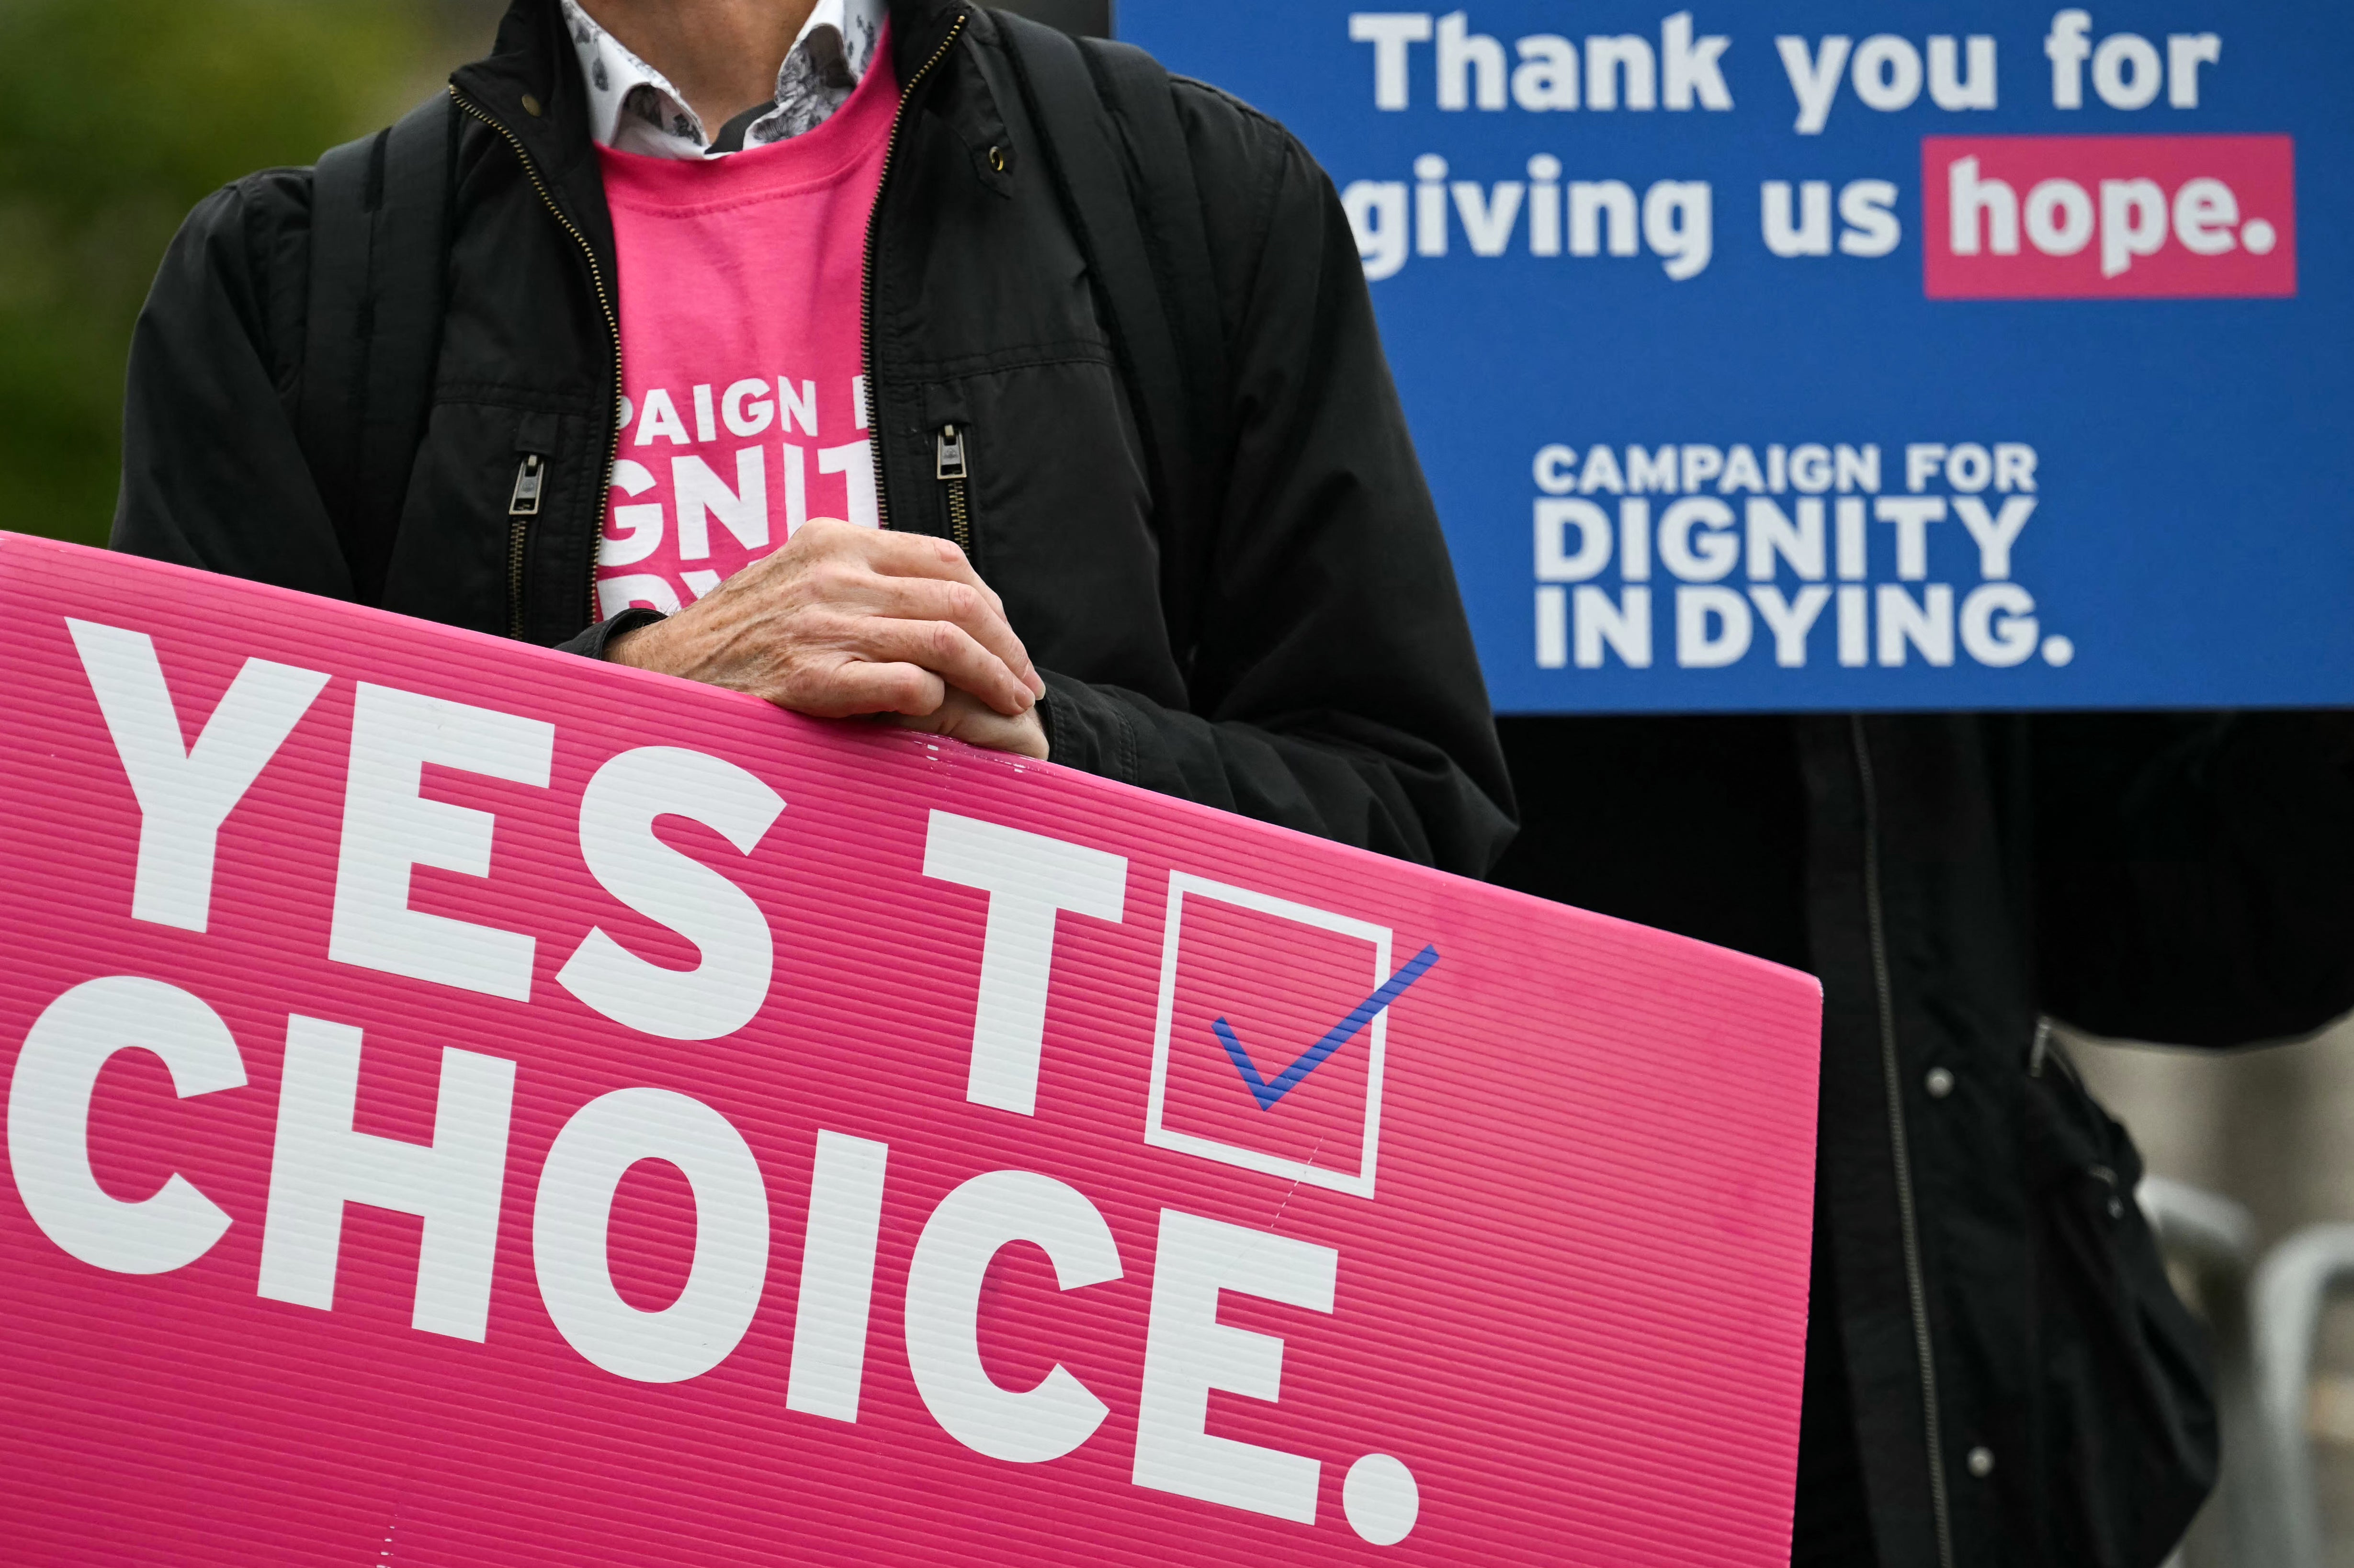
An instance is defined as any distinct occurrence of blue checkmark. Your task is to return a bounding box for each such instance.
[1210,944,1440,1111]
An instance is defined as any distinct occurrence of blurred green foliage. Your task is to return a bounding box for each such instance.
[0,0,462,544]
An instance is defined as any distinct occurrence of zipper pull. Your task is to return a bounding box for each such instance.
[935,425,974,554]
[509,453,546,518]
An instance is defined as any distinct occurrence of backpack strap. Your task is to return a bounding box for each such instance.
[299,91,455,606]
[994,14,1231,656]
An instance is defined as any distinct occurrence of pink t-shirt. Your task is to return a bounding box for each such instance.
[593,44,898,620]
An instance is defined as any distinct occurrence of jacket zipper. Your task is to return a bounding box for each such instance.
[448,87,623,638]
[1851,715,1957,1568]
[863,11,969,535]
[509,453,546,518]
[936,424,972,553]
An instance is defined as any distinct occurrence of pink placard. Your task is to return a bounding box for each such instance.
[0,534,1820,1566]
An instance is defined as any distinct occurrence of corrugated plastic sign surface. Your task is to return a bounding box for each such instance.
[0,536,1821,1566]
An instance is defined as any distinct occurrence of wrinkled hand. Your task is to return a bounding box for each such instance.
[886,686,1049,760]
[606,519,1047,747]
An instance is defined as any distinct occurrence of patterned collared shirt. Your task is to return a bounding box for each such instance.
[562,0,889,159]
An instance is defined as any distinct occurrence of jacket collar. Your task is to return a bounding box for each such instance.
[449,0,982,249]
[453,0,973,147]
[449,0,614,255]
[883,0,969,83]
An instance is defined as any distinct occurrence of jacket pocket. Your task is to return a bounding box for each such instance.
[385,398,601,643]
[2024,1026,2218,1568]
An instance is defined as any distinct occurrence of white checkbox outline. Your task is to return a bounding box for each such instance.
[1143,872,1391,1201]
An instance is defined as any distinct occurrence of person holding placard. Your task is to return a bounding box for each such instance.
[110,0,1515,880]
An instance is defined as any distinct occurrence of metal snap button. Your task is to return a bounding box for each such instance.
[1967,1446,1994,1478]
[521,92,544,117]
[1925,1066,1955,1099]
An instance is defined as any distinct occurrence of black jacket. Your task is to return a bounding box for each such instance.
[111,0,1514,878]
[1497,710,2354,1568]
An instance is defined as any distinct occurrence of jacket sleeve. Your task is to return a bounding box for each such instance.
[2032,711,2354,1047]
[111,171,357,599]
[1037,87,1517,879]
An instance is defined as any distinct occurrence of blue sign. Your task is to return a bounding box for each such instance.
[1120,3,2354,712]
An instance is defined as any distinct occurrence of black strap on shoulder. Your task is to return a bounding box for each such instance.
[299,91,454,606]
[995,13,1230,655]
